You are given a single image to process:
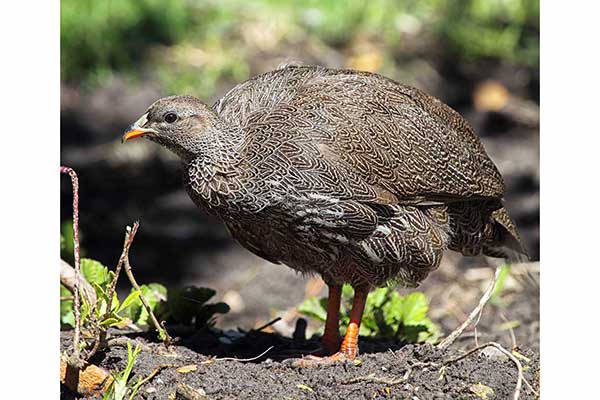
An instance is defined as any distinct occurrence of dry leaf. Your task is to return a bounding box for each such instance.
[176,364,198,373]
[296,384,314,392]
[469,382,494,399]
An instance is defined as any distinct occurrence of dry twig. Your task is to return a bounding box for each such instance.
[442,342,523,400]
[103,223,139,322]
[131,364,178,395]
[60,258,97,305]
[254,317,282,332]
[437,264,503,350]
[216,346,275,362]
[122,222,172,345]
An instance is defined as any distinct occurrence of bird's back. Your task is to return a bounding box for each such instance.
[214,65,505,204]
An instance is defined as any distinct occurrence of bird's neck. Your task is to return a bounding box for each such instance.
[182,126,247,214]
[177,123,245,182]
[171,123,244,166]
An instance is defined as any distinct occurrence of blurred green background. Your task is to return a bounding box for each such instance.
[60,0,539,330]
[62,0,538,98]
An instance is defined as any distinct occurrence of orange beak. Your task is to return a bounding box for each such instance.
[122,128,148,142]
[122,113,155,143]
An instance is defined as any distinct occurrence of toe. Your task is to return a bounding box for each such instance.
[291,351,355,368]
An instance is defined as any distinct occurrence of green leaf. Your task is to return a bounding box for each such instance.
[61,221,75,262]
[61,304,75,327]
[111,342,142,400]
[147,283,167,299]
[402,324,429,343]
[128,283,168,326]
[100,316,122,327]
[168,286,219,324]
[81,258,110,287]
[180,286,216,305]
[382,291,403,326]
[80,294,92,324]
[158,329,168,342]
[112,292,120,313]
[491,264,511,306]
[117,290,141,314]
[401,292,429,326]
[195,302,230,327]
[341,284,354,299]
[60,284,75,326]
[368,287,389,308]
[419,318,441,344]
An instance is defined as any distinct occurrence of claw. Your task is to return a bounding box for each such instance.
[292,351,355,367]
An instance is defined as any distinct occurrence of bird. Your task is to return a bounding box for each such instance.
[122,65,527,365]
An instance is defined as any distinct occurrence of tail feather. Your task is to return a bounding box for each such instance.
[483,207,529,263]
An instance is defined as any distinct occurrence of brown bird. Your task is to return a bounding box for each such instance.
[123,65,527,365]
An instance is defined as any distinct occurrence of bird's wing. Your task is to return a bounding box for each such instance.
[222,65,505,206]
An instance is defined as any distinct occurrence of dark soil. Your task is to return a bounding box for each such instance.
[61,325,539,400]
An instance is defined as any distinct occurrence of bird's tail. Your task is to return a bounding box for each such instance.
[483,207,530,263]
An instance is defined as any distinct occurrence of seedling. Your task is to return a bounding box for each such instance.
[103,342,143,400]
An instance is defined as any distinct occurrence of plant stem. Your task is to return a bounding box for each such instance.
[61,165,84,366]
[103,223,138,322]
[122,222,172,345]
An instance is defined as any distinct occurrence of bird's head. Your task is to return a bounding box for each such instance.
[122,95,222,161]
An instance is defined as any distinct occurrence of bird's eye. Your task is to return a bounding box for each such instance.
[164,112,178,123]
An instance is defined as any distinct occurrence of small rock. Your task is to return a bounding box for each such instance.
[480,347,509,361]
[176,383,207,400]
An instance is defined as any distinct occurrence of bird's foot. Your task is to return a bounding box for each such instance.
[292,348,357,367]
[313,336,342,356]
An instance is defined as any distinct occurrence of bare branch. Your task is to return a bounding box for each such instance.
[437,264,503,350]
[103,222,139,322]
[122,222,172,345]
[60,258,96,305]
[216,346,274,362]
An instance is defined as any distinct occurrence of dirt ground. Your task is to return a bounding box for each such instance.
[61,256,539,400]
[61,320,539,399]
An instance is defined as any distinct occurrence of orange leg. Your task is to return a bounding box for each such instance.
[338,285,368,358]
[321,284,342,354]
[294,285,369,366]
